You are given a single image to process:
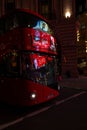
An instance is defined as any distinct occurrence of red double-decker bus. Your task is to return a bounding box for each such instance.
[0,8,60,106]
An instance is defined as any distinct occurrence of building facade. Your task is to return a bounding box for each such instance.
[75,0,87,75]
[76,12,87,75]
[0,0,81,78]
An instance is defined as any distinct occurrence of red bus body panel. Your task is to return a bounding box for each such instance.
[0,78,59,106]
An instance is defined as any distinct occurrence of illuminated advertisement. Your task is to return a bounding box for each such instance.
[30,53,46,69]
[32,20,56,52]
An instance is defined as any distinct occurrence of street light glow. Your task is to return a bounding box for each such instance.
[65,11,71,18]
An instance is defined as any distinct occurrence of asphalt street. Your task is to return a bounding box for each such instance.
[0,86,87,130]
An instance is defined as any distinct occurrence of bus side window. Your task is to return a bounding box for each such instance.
[13,15,18,28]
[0,52,19,77]
[5,15,18,32]
[0,61,4,76]
[8,52,19,75]
[5,16,13,31]
[0,56,8,76]
[0,18,5,35]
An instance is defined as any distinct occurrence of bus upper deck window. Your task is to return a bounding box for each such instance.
[40,21,48,32]
[5,15,18,31]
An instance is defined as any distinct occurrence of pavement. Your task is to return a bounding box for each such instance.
[59,75,87,90]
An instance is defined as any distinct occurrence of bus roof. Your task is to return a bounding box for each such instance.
[1,8,48,23]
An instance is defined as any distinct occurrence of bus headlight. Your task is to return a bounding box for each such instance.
[30,93,36,100]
